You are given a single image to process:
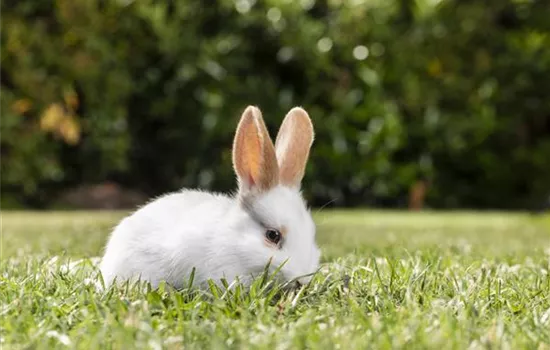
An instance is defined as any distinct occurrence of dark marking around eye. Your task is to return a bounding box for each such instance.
[240,195,284,248]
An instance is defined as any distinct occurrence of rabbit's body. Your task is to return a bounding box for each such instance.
[100,190,238,288]
[100,106,320,289]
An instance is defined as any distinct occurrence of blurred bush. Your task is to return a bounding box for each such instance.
[2,0,549,209]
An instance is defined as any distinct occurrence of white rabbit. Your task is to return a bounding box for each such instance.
[99,106,320,289]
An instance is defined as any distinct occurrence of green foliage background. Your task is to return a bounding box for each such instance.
[2,0,549,209]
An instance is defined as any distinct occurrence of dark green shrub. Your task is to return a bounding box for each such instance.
[2,0,549,209]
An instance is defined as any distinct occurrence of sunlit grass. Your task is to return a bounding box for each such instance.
[1,210,549,349]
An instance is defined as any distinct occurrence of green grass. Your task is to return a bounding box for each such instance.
[2,210,550,349]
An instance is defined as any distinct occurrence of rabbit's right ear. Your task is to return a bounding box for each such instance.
[233,106,279,194]
[275,107,314,189]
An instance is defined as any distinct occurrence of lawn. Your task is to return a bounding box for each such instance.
[2,210,550,349]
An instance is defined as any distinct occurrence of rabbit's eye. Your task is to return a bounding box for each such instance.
[265,229,282,245]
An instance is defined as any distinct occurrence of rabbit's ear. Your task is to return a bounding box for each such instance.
[233,106,279,194]
[275,107,314,188]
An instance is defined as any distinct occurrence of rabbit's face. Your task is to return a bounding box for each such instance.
[239,186,320,285]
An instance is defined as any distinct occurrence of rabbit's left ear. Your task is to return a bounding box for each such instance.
[275,107,314,188]
[233,106,279,194]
